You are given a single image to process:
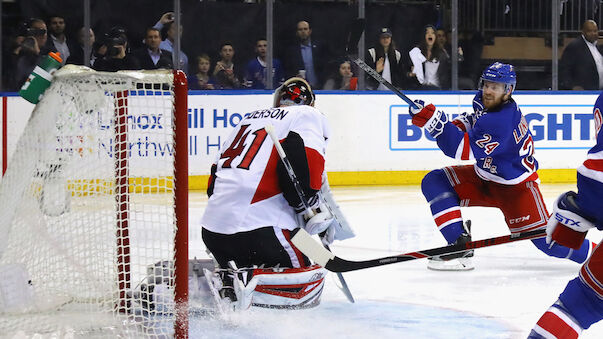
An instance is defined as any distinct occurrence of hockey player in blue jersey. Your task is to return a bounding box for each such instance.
[409,62,596,270]
[528,92,603,339]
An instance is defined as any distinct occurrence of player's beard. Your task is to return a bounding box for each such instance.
[482,92,507,110]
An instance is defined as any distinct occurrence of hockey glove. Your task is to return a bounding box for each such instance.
[408,100,432,127]
[304,203,335,236]
[546,191,594,249]
[451,112,476,132]
[408,100,448,138]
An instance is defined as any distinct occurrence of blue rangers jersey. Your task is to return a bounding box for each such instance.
[575,92,603,228]
[435,90,539,185]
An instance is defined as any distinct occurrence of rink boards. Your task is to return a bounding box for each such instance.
[0,91,600,187]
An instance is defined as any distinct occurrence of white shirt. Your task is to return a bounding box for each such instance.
[409,47,426,84]
[51,35,70,65]
[378,54,391,91]
[148,48,161,65]
[201,105,330,235]
[582,35,603,88]
[409,47,440,87]
[160,39,189,74]
[423,59,440,87]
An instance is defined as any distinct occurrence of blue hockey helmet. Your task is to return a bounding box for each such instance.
[478,62,516,94]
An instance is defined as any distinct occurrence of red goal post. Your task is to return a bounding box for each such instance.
[0,66,188,338]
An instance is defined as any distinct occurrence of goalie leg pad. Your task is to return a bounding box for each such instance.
[201,264,327,312]
[246,264,327,309]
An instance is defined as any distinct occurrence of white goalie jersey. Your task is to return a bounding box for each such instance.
[201,105,330,235]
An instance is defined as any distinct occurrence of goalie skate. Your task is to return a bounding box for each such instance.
[427,221,475,271]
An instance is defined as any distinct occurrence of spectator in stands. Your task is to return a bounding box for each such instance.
[67,27,95,66]
[436,28,474,89]
[213,42,242,89]
[93,27,140,72]
[189,54,216,90]
[133,28,173,70]
[408,25,450,89]
[14,18,50,89]
[3,21,28,89]
[244,39,284,89]
[366,27,408,90]
[153,12,189,74]
[560,19,603,90]
[45,15,71,65]
[284,20,330,89]
[322,60,357,90]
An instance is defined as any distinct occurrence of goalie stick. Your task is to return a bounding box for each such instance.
[265,124,355,303]
[345,18,418,109]
[291,227,546,273]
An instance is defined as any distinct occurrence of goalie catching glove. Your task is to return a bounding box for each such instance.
[408,100,448,138]
[297,202,335,241]
[293,193,335,244]
[546,191,595,249]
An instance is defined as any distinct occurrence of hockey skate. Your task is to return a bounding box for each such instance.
[427,221,475,271]
[203,263,257,315]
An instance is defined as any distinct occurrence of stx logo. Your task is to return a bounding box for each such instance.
[554,213,581,227]
[509,215,530,224]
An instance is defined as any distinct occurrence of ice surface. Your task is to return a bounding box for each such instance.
[189,184,603,339]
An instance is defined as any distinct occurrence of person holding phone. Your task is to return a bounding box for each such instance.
[13,18,53,90]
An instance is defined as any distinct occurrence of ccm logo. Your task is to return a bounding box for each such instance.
[509,215,530,224]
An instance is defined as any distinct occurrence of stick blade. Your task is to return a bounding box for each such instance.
[290,229,334,267]
[346,18,366,54]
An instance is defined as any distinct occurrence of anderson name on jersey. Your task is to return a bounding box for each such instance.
[438,90,538,185]
[201,105,330,235]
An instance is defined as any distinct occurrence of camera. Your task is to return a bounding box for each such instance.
[26,27,47,37]
[21,36,36,50]
[104,27,128,57]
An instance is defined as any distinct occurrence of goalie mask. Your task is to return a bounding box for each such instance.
[273,77,315,107]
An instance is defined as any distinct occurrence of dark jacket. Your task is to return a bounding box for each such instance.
[93,54,140,72]
[366,47,409,89]
[133,48,173,70]
[560,36,603,90]
[284,40,330,88]
[66,44,91,66]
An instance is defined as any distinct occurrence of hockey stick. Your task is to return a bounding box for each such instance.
[265,124,355,303]
[345,18,418,109]
[291,227,546,273]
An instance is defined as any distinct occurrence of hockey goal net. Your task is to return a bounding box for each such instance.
[0,66,188,338]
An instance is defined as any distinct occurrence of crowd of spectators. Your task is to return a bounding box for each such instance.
[3,10,489,92]
[18,10,603,92]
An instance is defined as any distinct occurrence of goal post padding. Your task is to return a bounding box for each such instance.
[0,66,188,338]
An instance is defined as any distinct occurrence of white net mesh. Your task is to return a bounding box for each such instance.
[0,66,187,338]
